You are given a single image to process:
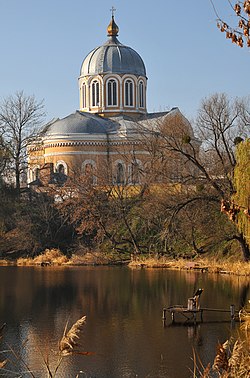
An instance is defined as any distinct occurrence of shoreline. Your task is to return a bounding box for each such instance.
[129,257,250,276]
[0,253,250,276]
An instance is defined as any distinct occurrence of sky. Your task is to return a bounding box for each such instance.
[0,0,249,124]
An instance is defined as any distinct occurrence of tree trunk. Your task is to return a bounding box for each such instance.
[15,166,20,195]
[233,233,250,262]
[121,210,141,255]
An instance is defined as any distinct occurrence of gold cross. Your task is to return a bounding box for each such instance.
[110,6,116,17]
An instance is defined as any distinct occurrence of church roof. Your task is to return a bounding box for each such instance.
[42,111,119,136]
[80,36,146,77]
[40,108,194,140]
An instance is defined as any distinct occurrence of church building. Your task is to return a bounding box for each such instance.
[28,14,195,187]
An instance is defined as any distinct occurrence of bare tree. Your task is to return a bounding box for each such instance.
[0,136,10,184]
[141,94,248,199]
[137,94,250,260]
[196,93,249,196]
[0,91,45,193]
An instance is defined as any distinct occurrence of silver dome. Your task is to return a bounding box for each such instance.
[80,36,146,77]
[42,111,119,136]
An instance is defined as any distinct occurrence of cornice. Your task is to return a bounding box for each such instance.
[28,139,142,152]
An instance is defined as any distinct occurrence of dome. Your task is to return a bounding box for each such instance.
[78,16,148,117]
[80,36,147,77]
[42,111,119,136]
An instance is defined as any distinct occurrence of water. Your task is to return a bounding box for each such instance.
[0,266,249,377]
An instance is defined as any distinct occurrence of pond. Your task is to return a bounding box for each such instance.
[0,266,249,377]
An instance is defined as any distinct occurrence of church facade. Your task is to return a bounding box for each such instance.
[27,15,195,187]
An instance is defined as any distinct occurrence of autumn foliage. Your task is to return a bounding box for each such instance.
[215,1,250,47]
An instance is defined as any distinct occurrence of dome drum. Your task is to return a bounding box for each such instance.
[79,73,147,116]
[78,17,147,117]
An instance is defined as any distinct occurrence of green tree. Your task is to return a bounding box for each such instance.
[233,139,250,247]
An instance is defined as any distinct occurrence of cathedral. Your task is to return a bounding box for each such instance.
[28,14,195,187]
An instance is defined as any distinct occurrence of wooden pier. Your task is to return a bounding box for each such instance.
[162,289,238,324]
[162,304,236,324]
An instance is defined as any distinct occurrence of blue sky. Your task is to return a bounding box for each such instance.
[0,0,249,123]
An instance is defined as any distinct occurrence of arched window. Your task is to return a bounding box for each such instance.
[57,164,65,174]
[107,79,118,106]
[139,81,144,108]
[34,167,39,180]
[82,83,86,108]
[124,79,134,107]
[85,163,93,175]
[31,166,40,182]
[82,160,97,184]
[116,163,125,184]
[55,161,68,175]
[92,80,100,107]
[131,163,139,184]
[129,160,142,184]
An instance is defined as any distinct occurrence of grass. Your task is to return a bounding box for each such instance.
[0,315,92,378]
[1,248,250,277]
[15,249,127,266]
[129,256,250,276]
[0,259,15,265]
[193,304,250,377]
[17,248,69,266]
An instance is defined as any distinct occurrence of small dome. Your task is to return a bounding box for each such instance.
[80,18,146,78]
[43,111,119,136]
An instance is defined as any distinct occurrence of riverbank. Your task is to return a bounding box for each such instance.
[0,248,128,267]
[1,248,250,276]
[129,256,250,276]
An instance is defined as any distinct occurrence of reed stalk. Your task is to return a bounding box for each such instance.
[0,316,91,378]
[193,303,250,377]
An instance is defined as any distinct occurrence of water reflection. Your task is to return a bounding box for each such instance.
[0,266,249,377]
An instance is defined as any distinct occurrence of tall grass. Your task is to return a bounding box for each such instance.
[193,304,250,377]
[0,316,92,378]
[129,256,250,276]
[17,248,69,266]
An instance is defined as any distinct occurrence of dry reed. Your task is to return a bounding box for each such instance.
[59,315,87,356]
[194,303,250,377]
[17,248,69,266]
[0,315,91,378]
[129,257,250,276]
[0,324,7,369]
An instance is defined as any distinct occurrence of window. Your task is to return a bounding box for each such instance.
[55,161,67,175]
[82,83,86,108]
[85,163,94,184]
[107,79,118,106]
[85,163,93,175]
[34,168,39,180]
[139,81,144,108]
[31,166,40,181]
[125,79,134,107]
[92,80,100,107]
[129,160,142,184]
[131,163,139,184]
[116,163,125,184]
[57,164,65,175]
[82,160,97,184]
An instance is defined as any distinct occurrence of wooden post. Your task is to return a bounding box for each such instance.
[171,311,175,323]
[194,311,197,324]
[162,308,166,320]
[230,304,235,320]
